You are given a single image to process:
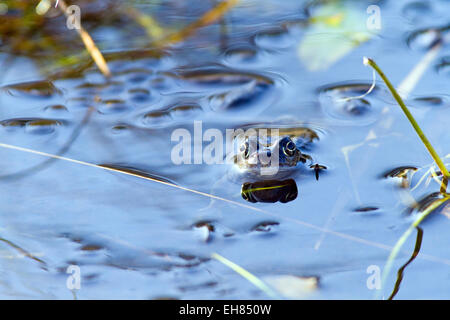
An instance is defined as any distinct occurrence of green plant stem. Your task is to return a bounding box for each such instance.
[377,195,450,299]
[364,57,450,181]
[211,252,282,299]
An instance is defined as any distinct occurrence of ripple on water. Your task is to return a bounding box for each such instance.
[406,25,450,50]
[353,206,380,216]
[191,220,234,242]
[168,64,275,86]
[59,232,208,271]
[158,64,280,114]
[97,99,132,115]
[402,1,432,23]
[115,67,153,84]
[436,56,450,76]
[223,46,259,65]
[128,88,152,103]
[75,80,125,95]
[410,95,449,108]
[250,221,280,232]
[407,192,448,219]
[381,165,419,189]
[142,103,202,127]
[169,103,203,119]
[110,124,132,135]
[253,26,296,50]
[2,80,62,98]
[208,80,271,111]
[0,117,64,135]
[43,104,69,114]
[318,82,383,126]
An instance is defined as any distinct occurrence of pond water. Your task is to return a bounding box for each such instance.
[0,0,449,299]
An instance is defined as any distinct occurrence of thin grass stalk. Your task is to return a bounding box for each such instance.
[377,195,450,299]
[211,253,282,299]
[364,57,450,182]
[56,0,111,77]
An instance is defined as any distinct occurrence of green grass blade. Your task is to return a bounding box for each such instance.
[211,252,282,299]
[364,57,450,181]
[377,196,450,299]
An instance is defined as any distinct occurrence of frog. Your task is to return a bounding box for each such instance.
[195,123,327,238]
[226,125,325,182]
[231,135,312,179]
[208,124,327,205]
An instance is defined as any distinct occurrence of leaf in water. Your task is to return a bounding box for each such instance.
[263,275,318,299]
[298,3,376,71]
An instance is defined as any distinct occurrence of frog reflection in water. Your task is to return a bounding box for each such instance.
[228,128,326,203]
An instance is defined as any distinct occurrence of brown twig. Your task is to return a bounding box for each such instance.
[56,0,111,77]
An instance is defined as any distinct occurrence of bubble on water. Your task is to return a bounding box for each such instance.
[111,124,131,134]
[80,244,104,252]
[150,76,171,90]
[318,82,383,126]
[0,118,63,135]
[353,206,380,214]
[170,65,275,86]
[75,80,124,95]
[116,67,153,84]
[208,80,270,111]
[223,46,258,65]
[25,119,62,135]
[142,109,172,126]
[169,103,202,118]
[253,27,296,50]
[128,88,151,103]
[382,166,418,179]
[141,102,202,126]
[407,26,449,50]
[66,97,92,109]
[410,95,448,108]
[407,192,448,218]
[250,221,280,232]
[44,104,69,113]
[436,56,450,76]
[3,80,62,98]
[98,99,132,114]
[402,1,432,23]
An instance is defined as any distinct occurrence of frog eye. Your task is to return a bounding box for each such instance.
[240,141,250,159]
[283,139,297,157]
